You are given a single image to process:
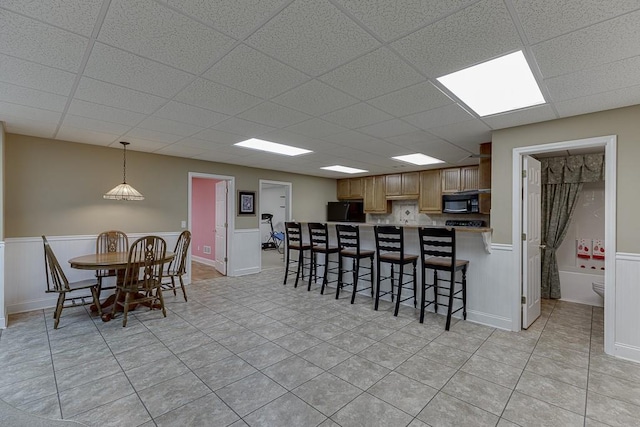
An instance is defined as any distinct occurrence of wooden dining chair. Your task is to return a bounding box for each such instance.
[42,236,102,329]
[112,235,167,327]
[95,230,128,298]
[161,230,191,301]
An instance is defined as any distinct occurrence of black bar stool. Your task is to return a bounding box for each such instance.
[374,225,418,316]
[335,224,375,303]
[284,222,311,288]
[308,223,340,293]
[418,227,469,330]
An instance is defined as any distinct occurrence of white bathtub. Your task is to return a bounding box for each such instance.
[559,269,604,307]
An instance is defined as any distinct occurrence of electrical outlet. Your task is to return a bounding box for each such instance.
[181,220,186,228]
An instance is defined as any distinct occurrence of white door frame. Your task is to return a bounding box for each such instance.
[259,179,292,269]
[511,135,616,355]
[189,172,236,276]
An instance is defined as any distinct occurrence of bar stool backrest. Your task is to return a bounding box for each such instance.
[374,225,405,260]
[285,222,304,247]
[336,224,361,255]
[419,227,457,268]
[308,222,330,249]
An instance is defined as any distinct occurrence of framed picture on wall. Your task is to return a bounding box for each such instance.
[238,191,256,215]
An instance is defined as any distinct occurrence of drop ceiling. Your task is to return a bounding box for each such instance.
[1,0,639,178]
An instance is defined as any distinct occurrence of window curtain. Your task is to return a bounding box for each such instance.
[540,154,604,299]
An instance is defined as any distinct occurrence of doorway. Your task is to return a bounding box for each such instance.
[512,135,616,354]
[259,180,292,270]
[189,172,235,279]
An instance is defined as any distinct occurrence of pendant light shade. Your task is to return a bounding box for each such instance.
[104,141,144,201]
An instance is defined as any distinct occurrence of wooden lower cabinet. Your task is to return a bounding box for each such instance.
[364,176,390,213]
[419,169,441,214]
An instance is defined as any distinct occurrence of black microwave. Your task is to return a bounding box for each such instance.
[442,194,479,214]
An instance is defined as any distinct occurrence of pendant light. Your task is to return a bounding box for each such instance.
[103,141,144,201]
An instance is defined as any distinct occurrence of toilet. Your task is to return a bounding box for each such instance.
[592,280,605,299]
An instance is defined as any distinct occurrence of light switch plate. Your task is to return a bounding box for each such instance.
[181,220,186,228]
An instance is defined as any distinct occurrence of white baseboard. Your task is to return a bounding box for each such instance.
[192,255,216,267]
[613,342,640,364]
[466,310,513,331]
[235,267,261,276]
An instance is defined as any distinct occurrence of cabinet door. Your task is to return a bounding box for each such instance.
[337,179,349,199]
[441,168,461,193]
[402,172,420,196]
[461,166,479,191]
[349,177,364,198]
[364,176,389,213]
[385,174,402,196]
[419,170,442,213]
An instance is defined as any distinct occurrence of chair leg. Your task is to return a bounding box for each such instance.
[295,249,303,288]
[394,264,403,317]
[54,293,65,329]
[420,267,426,323]
[374,259,381,311]
[284,247,290,285]
[90,286,102,317]
[157,288,167,318]
[412,261,417,308]
[179,275,188,302]
[122,292,131,327]
[445,272,455,331]
[370,256,375,298]
[336,255,343,300]
[350,257,359,304]
[308,252,315,291]
[433,271,438,314]
[462,266,467,320]
[321,253,330,295]
[171,277,177,296]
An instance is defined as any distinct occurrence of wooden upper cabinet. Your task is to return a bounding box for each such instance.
[337,177,364,200]
[364,176,390,213]
[419,169,441,214]
[441,166,479,193]
[385,172,419,199]
[478,142,492,213]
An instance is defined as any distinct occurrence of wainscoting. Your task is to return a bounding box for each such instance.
[614,252,640,362]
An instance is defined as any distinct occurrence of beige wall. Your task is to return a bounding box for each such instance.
[491,104,640,253]
[5,134,337,237]
[0,122,4,240]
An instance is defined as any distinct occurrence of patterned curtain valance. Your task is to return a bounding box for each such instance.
[540,153,605,184]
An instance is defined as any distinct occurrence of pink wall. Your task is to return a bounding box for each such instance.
[192,178,217,261]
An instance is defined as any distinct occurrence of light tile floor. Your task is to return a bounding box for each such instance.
[1,268,639,426]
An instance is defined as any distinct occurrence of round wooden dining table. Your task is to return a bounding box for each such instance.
[69,251,174,322]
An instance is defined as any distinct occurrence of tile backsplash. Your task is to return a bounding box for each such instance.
[367,200,489,226]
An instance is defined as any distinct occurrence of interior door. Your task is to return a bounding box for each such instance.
[522,156,542,328]
[214,180,227,275]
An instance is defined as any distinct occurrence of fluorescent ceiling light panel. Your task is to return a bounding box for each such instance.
[235,138,312,156]
[437,51,545,116]
[321,165,368,174]
[392,153,444,166]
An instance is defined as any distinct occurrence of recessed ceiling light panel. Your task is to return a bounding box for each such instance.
[235,138,312,156]
[321,165,368,174]
[437,51,545,117]
[392,153,444,166]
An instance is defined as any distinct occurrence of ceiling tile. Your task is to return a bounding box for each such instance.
[359,118,420,138]
[271,79,358,116]
[545,55,640,102]
[0,53,76,96]
[0,82,68,112]
[427,119,491,151]
[321,103,393,129]
[368,81,453,117]
[391,0,521,77]
[391,136,477,164]
[191,128,247,145]
[56,126,119,146]
[155,143,207,158]
[67,99,147,126]
[136,116,204,137]
[482,104,557,130]
[319,48,425,100]
[554,84,640,118]
[84,43,194,98]
[152,101,229,128]
[98,0,235,74]
[166,0,289,39]
[203,44,308,99]
[334,0,477,41]
[193,151,246,163]
[0,101,62,123]
[385,130,445,146]
[74,77,167,114]
[119,137,170,152]
[285,118,349,139]
[513,0,640,44]
[532,9,640,78]
[0,0,103,37]
[61,114,131,135]
[0,9,88,72]
[245,0,380,76]
[403,103,475,130]
[322,130,384,145]
[211,117,276,137]
[174,78,262,115]
[237,102,311,128]
[3,117,57,139]
[258,129,325,149]
[124,127,183,144]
